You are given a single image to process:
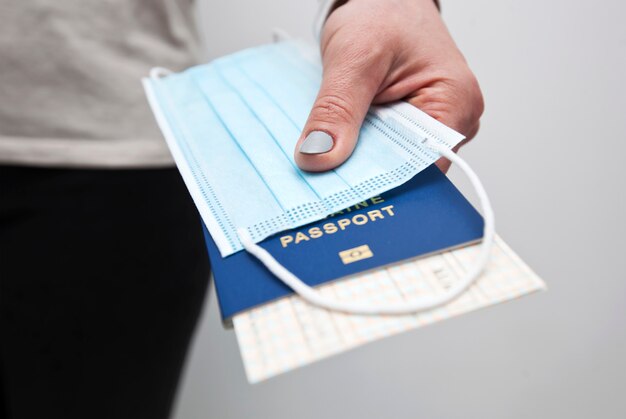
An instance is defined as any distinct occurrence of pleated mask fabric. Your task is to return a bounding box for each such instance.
[143,40,465,257]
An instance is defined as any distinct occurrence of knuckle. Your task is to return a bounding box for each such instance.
[459,70,485,120]
[467,75,485,118]
[312,94,356,125]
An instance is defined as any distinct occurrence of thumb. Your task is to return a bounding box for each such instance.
[294,49,388,172]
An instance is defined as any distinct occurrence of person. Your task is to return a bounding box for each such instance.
[0,0,483,418]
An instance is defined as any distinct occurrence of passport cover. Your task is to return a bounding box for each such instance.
[205,165,484,321]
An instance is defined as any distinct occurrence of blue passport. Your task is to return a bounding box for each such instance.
[204,165,484,321]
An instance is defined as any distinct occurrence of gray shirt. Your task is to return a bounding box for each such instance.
[0,0,200,167]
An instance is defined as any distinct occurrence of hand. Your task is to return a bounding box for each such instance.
[294,0,484,172]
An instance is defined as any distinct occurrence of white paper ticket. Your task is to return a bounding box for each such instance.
[233,235,546,383]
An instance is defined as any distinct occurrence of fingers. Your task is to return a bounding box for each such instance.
[294,42,390,172]
[407,76,484,173]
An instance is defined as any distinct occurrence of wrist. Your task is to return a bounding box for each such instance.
[316,0,440,40]
[326,0,440,17]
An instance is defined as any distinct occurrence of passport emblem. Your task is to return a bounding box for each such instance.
[339,245,374,264]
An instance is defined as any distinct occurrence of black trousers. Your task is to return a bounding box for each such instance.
[0,166,211,419]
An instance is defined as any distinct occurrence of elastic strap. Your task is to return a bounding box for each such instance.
[149,67,173,80]
[237,139,495,315]
[272,27,292,43]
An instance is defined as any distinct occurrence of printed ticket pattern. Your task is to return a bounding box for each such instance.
[233,235,546,383]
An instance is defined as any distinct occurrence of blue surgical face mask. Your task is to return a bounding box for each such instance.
[143,40,496,315]
[143,40,465,257]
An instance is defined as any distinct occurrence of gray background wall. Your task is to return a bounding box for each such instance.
[174,1,626,418]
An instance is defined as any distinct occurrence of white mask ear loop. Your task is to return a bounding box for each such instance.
[149,67,173,80]
[271,27,292,43]
[237,139,495,315]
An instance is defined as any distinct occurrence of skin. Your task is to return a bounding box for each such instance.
[294,0,484,172]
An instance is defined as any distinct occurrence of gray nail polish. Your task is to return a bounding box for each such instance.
[299,131,334,154]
